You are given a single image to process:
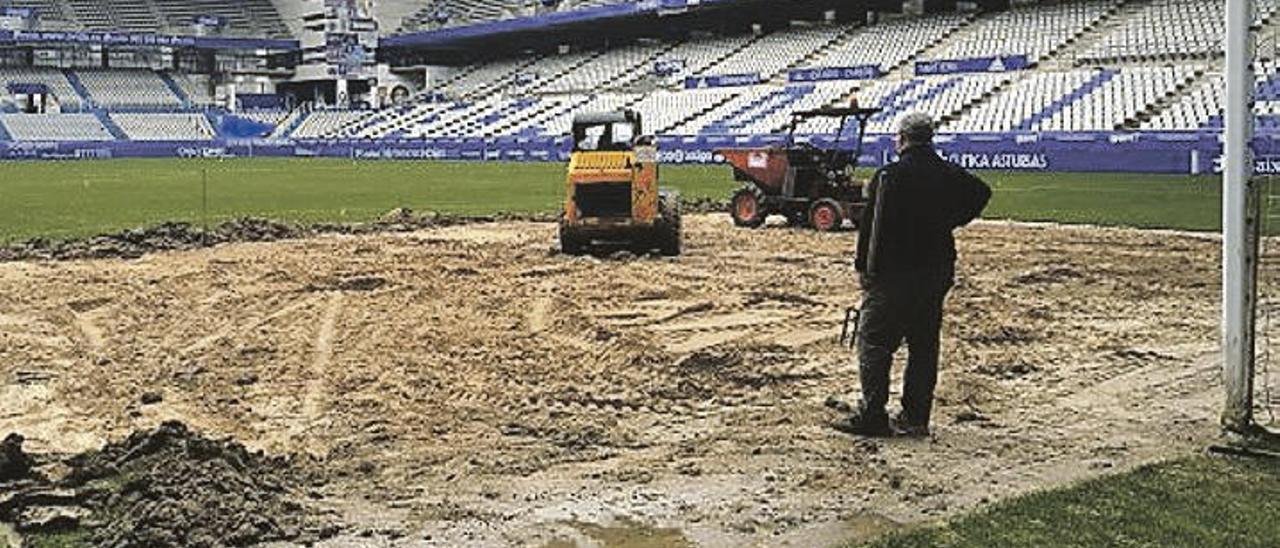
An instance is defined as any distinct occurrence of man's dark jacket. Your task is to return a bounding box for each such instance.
[855,145,992,276]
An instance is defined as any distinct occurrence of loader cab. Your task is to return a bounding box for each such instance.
[571,110,643,152]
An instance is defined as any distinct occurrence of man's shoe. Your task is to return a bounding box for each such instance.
[823,395,855,414]
[891,412,930,438]
[831,411,892,438]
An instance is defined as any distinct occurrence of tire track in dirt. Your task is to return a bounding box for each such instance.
[181,294,322,355]
[71,313,105,352]
[298,293,342,455]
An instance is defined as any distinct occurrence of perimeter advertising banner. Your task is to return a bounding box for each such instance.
[3,132,1275,175]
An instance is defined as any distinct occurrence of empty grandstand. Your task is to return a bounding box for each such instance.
[0,0,1269,168]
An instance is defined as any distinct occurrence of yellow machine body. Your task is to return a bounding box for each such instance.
[563,146,659,227]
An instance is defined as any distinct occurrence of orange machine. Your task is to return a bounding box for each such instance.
[560,110,681,256]
[718,107,879,231]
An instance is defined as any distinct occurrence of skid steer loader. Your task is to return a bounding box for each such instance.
[559,109,682,256]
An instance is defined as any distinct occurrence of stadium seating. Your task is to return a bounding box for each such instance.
[290,110,376,139]
[0,113,114,141]
[400,0,521,31]
[802,15,966,71]
[627,88,741,134]
[946,66,1194,133]
[5,0,80,30]
[167,73,217,107]
[651,34,758,87]
[439,57,542,99]
[947,70,1099,133]
[530,93,641,136]
[1039,66,1195,131]
[18,0,292,37]
[1080,0,1279,62]
[235,110,290,128]
[509,49,603,94]
[1146,62,1280,131]
[704,26,842,80]
[0,67,85,111]
[112,112,216,140]
[924,0,1112,62]
[75,70,183,109]
[539,42,671,94]
[3,0,1276,147]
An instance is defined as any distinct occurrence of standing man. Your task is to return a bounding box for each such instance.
[834,112,991,438]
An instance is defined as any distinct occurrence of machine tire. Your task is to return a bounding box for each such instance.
[809,199,843,232]
[656,191,683,256]
[730,187,766,228]
[559,221,588,256]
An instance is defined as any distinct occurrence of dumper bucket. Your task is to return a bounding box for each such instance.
[718,148,791,194]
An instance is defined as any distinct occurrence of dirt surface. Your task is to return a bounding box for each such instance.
[0,214,1269,547]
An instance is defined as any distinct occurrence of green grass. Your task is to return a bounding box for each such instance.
[0,158,1274,243]
[981,171,1234,232]
[860,456,1280,548]
[0,159,734,243]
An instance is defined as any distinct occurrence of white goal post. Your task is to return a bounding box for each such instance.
[1223,0,1261,433]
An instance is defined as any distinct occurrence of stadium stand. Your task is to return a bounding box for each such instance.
[803,15,967,72]
[236,109,291,129]
[2,0,1277,148]
[511,49,605,94]
[112,112,216,140]
[924,0,1113,62]
[701,26,845,80]
[5,0,80,29]
[74,70,184,109]
[437,56,543,99]
[652,34,759,87]
[167,73,217,108]
[947,71,1098,133]
[399,0,521,31]
[945,66,1195,133]
[1040,66,1197,131]
[539,42,672,94]
[290,110,373,139]
[10,0,292,37]
[1145,61,1280,131]
[0,67,85,111]
[0,113,114,141]
[628,88,741,134]
[1080,0,1279,62]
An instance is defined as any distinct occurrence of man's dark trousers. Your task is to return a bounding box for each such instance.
[856,266,954,425]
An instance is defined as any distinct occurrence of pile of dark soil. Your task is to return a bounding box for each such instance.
[0,209,563,262]
[680,197,728,214]
[0,434,34,482]
[0,218,301,261]
[0,421,333,547]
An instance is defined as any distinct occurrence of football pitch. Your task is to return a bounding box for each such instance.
[0,158,1266,243]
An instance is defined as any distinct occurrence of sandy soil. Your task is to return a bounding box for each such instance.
[0,215,1273,547]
